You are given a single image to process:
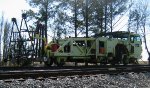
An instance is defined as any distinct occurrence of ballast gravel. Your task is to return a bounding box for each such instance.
[0,72,150,88]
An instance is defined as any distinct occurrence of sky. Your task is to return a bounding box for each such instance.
[0,0,31,21]
[0,0,150,61]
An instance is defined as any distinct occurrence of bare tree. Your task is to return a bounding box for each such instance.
[128,0,150,62]
[3,21,11,61]
[139,1,150,62]
[0,12,4,61]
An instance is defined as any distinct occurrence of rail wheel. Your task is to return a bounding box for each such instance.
[44,57,54,66]
[99,57,107,65]
[19,57,32,67]
[122,54,129,65]
[129,57,139,64]
[54,57,65,66]
[107,53,116,65]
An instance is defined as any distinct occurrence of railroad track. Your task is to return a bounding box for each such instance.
[0,65,150,80]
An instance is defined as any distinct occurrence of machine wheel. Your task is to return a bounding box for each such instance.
[85,62,88,66]
[44,57,54,66]
[115,44,129,64]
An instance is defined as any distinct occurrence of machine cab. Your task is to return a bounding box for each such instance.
[129,34,142,59]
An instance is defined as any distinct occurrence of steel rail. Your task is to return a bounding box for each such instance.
[0,65,150,80]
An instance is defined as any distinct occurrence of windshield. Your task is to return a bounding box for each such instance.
[130,35,141,42]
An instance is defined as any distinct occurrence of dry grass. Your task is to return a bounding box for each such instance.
[138,61,149,65]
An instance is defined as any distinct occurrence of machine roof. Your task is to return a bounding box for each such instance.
[95,31,140,38]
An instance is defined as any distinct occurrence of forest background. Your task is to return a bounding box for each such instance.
[0,0,150,61]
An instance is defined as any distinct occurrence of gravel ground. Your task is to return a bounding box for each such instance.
[0,72,150,88]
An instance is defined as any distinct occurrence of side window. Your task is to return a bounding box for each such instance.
[99,41,105,54]
[135,36,141,42]
[73,41,85,46]
[99,41,104,48]
[87,41,91,47]
[130,36,134,43]
[64,43,70,53]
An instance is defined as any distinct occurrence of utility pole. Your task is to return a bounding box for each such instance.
[45,0,48,43]
[85,0,88,38]
[110,1,113,32]
[75,0,77,37]
[104,0,107,34]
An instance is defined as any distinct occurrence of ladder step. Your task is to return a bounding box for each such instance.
[13,32,20,33]
[20,29,27,31]
[21,31,35,32]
